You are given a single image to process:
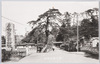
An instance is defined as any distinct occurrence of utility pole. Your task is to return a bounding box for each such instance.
[76,14,79,52]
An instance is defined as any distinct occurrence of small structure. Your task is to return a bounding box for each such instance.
[89,37,99,47]
[81,37,99,55]
[15,43,35,56]
[53,42,63,47]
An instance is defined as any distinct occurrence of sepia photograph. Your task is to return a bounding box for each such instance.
[1,1,99,63]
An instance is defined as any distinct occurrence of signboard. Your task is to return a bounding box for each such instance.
[6,23,15,49]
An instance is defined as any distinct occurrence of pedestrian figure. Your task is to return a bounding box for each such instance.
[37,45,42,53]
[37,43,44,53]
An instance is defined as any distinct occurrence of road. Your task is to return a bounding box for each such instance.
[19,47,99,63]
[2,46,99,63]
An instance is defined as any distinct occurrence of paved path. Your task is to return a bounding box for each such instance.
[18,47,99,63]
[2,46,99,63]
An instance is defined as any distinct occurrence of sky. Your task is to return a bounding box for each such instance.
[1,1,99,36]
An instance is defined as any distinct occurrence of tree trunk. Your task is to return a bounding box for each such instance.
[45,16,49,44]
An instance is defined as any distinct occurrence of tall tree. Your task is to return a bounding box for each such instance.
[79,15,98,39]
[28,8,62,44]
[79,8,99,39]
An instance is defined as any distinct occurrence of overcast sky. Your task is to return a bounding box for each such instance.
[1,1,99,36]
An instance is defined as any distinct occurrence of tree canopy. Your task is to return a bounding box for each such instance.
[22,8,99,44]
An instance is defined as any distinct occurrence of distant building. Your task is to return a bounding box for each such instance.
[15,35,24,45]
[5,22,15,49]
[1,36,6,47]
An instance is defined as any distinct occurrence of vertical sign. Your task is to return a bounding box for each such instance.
[6,23,15,49]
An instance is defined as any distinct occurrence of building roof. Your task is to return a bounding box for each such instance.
[90,37,99,42]
[53,42,63,44]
